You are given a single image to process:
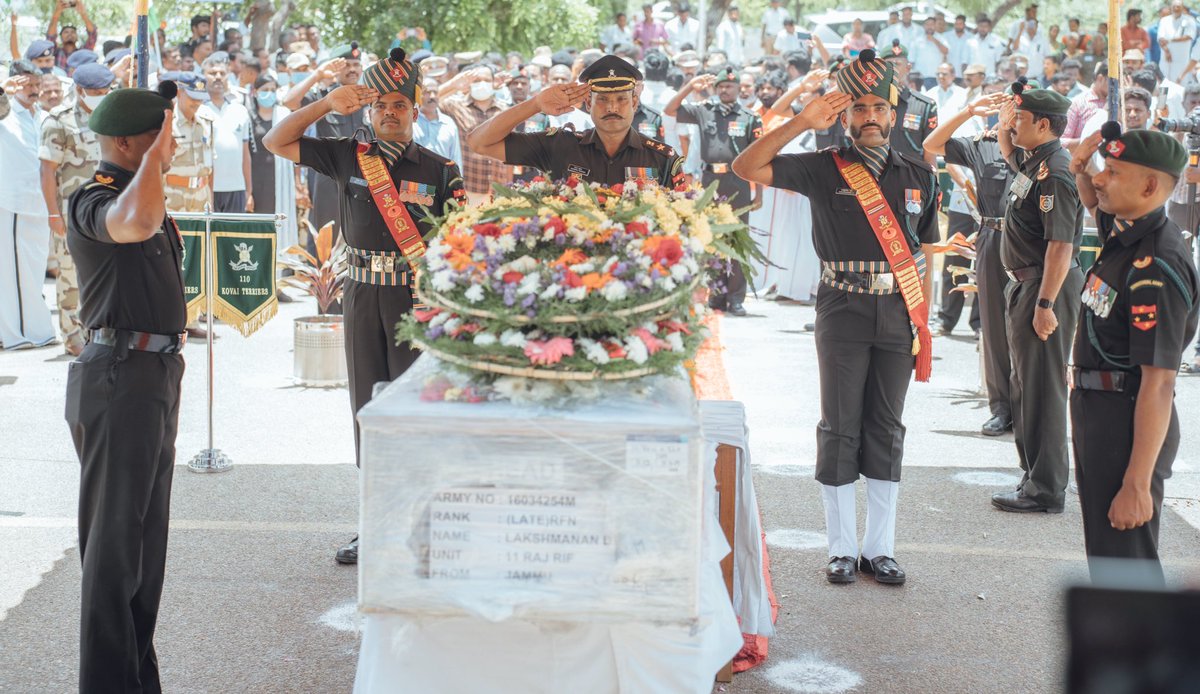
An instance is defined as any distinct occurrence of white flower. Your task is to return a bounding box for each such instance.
[577,338,610,365]
[524,235,538,248]
[659,277,677,292]
[601,281,628,301]
[517,274,542,295]
[443,317,462,334]
[430,312,451,328]
[509,255,538,273]
[625,337,649,365]
[473,332,498,346]
[431,269,457,292]
[500,329,527,348]
[563,286,587,302]
[569,262,595,274]
[498,234,517,252]
[464,284,485,303]
[670,263,691,282]
[665,332,684,352]
[539,283,562,300]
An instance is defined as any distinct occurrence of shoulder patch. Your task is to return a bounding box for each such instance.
[1133,255,1153,269]
[1039,194,1054,212]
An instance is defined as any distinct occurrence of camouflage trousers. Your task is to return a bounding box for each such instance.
[53,234,84,353]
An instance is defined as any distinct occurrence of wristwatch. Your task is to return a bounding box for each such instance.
[1037,298,1054,310]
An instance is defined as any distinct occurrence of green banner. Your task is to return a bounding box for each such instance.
[179,227,205,324]
[177,218,278,337]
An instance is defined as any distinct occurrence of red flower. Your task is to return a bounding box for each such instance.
[625,221,650,237]
[643,235,684,266]
[610,183,624,195]
[566,175,580,188]
[562,270,584,288]
[596,195,607,205]
[473,222,502,237]
[502,271,525,284]
[413,307,443,323]
[631,327,669,354]
[657,319,692,335]
[524,337,575,366]
[531,175,546,183]
[544,217,566,236]
[603,340,626,359]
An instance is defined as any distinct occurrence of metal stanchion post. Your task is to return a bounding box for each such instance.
[189,203,232,473]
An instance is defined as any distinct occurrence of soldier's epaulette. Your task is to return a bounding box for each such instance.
[896,149,934,171]
[643,136,675,157]
[83,180,117,191]
[819,145,840,154]
[47,103,72,120]
[909,90,936,105]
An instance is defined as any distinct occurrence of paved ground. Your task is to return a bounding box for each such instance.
[1,280,1199,693]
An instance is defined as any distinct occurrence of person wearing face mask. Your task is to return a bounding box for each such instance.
[246,75,298,252]
[439,62,514,203]
[39,62,112,356]
[665,65,764,316]
[0,59,57,349]
[265,48,467,566]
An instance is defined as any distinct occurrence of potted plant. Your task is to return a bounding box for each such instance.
[278,220,349,386]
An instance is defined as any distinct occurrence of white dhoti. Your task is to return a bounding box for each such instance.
[0,208,55,349]
[821,478,900,559]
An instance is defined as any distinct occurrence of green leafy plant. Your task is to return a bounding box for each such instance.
[277,220,346,315]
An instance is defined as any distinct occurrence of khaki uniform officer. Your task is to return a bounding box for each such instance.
[159,71,214,213]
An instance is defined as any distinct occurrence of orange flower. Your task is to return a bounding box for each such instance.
[591,227,615,243]
[555,248,587,267]
[447,251,474,271]
[581,272,613,290]
[444,230,474,255]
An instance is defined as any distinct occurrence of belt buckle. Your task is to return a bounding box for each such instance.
[1004,268,1017,282]
[384,256,396,273]
[711,163,729,174]
[871,273,895,292]
[371,255,384,272]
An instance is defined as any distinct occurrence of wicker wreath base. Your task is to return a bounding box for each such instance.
[412,339,661,381]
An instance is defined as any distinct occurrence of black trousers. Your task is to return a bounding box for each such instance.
[814,286,915,486]
[65,341,184,694]
[703,170,748,306]
[975,225,1011,420]
[1005,267,1084,504]
[1071,387,1177,587]
[211,190,246,214]
[344,280,419,463]
[937,212,981,331]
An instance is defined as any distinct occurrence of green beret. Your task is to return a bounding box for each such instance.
[883,39,907,61]
[834,49,898,106]
[331,42,363,60]
[89,82,176,137]
[1101,123,1188,177]
[712,64,739,85]
[1014,87,1069,116]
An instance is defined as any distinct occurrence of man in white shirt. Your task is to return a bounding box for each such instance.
[199,55,253,213]
[414,79,462,167]
[715,6,745,65]
[775,18,803,55]
[0,61,55,349]
[665,3,701,54]
[1010,18,1050,67]
[1157,1,1197,83]
[924,63,973,133]
[1007,4,1039,46]
[761,0,788,55]
[910,18,948,89]
[600,12,634,53]
[970,17,1006,76]
[942,14,974,74]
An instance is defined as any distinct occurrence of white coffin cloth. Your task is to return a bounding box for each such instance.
[353,441,743,693]
[699,400,774,637]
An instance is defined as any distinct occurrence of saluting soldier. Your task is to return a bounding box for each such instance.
[265,48,466,566]
[734,50,940,586]
[159,72,214,213]
[39,61,113,356]
[990,86,1084,515]
[665,65,764,316]
[467,55,685,190]
[923,92,1016,436]
[880,40,938,167]
[64,81,185,693]
[1069,126,1200,586]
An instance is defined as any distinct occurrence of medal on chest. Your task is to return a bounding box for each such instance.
[637,122,658,138]
[625,166,658,182]
[1081,273,1118,319]
[904,188,922,214]
[525,119,545,133]
[1010,172,1033,200]
[726,120,746,137]
[396,180,435,206]
[902,112,921,130]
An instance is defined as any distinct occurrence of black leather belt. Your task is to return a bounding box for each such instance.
[703,162,733,174]
[90,327,187,354]
[1069,366,1132,392]
[979,217,1004,230]
[1005,260,1079,283]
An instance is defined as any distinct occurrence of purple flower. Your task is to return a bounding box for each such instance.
[426,325,445,339]
[503,285,517,307]
[521,294,536,308]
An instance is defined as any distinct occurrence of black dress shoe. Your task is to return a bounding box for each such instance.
[335,536,358,565]
[826,556,857,584]
[991,490,1064,514]
[708,297,727,311]
[981,415,1013,436]
[726,304,748,317]
[858,555,906,585]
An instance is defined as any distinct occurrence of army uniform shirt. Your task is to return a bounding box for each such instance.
[892,88,938,161]
[298,137,466,251]
[164,109,214,213]
[503,126,685,188]
[1075,209,1200,373]
[1001,140,1083,270]
[673,98,763,167]
[943,135,1011,218]
[66,162,187,334]
[511,111,551,183]
[632,103,665,141]
[771,145,940,261]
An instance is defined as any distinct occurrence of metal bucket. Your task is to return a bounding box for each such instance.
[294,315,347,386]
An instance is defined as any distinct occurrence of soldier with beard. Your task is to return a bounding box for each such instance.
[734,49,939,586]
